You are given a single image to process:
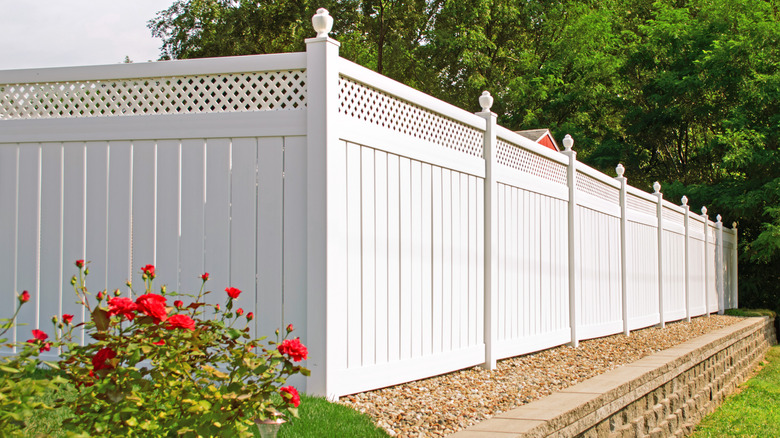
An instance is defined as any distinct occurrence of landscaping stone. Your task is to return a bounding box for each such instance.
[340,315,742,437]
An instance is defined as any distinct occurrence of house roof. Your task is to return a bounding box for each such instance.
[515,129,560,152]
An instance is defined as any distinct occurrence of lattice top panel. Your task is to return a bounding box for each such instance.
[0,70,306,119]
[663,206,684,226]
[496,139,567,185]
[627,193,657,216]
[338,77,483,158]
[576,172,620,204]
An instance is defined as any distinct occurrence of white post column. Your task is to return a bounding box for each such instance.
[732,222,739,309]
[682,196,691,322]
[615,164,629,336]
[305,9,343,399]
[477,92,498,370]
[702,207,710,317]
[561,135,580,347]
[716,215,724,315]
[653,182,665,328]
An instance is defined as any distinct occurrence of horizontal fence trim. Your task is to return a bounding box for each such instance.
[577,193,622,218]
[628,313,661,331]
[575,161,622,189]
[0,110,307,143]
[335,113,485,177]
[661,199,686,214]
[578,320,625,341]
[625,184,657,203]
[495,127,569,166]
[337,58,486,132]
[663,222,686,235]
[626,209,658,227]
[333,345,485,396]
[494,328,571,359]
[0,52,307,84]
[494,165,569,201]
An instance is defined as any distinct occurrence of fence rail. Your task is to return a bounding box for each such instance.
[0,11,738,399]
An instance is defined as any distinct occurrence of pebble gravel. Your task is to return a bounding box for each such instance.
[339,315,742,437]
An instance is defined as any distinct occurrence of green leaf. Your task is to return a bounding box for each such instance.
[0,365,20,373]
[227,328,242,340]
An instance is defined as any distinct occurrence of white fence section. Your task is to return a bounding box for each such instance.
[0,11,738,399]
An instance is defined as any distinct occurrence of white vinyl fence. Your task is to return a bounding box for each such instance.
[0,10,738,399]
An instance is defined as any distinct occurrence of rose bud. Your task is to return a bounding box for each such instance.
[71,276,77,285]
[114,289,122,297]
[174,300,183,308]
[96,291,104,300]
[247,312,254,321]
[286,323,294,333]
[51,315,58,324]
[75,259,85,268]
[84,268,89,276]
[19,290,30,303]
[236,308,244,317]
[161,285,167,294]
[201,272,209,281]
[63,314,74,324]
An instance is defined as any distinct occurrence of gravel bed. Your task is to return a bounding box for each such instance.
[340,315,743,437]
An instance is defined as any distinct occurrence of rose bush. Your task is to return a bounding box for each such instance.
[53,261,308,437]
[0,292,66,435]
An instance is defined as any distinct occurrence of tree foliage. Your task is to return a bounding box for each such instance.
[149,0,780,309]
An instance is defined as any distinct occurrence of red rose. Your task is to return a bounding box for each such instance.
[141,264,156,279]
[135,293,168,323]
[108,297,137,320]
[92,347,117,371]
[286,323,294,333]
[30,329,47,341]
[246,312,254,321]
[152,339,165,346]
[27,329,51,352]
[236,308,244,317]
[96,291,104,300]
[19,290,30,303]
[166,314,195,331]
[280,386,300,407]
[225,287,241,299]
[277,338,308,362]
[75,259,85,268]
[62,314,74,324]
[201,272,209,281]
[174,300,184,308]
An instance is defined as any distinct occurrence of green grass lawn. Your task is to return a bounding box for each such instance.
[19,370,389,438]
[692,344,780,437]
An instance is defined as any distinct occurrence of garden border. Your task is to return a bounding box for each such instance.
[452,316,776,437]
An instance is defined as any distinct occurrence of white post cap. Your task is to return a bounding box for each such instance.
[479,91,493,111]
[681,195,688,206]
[653,181,661,194]
[702,206,708,215]
[312,8,334,38]
[563,134,574,151]
[615,163,625,177]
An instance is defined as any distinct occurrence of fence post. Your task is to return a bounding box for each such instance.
[732,222,739,309]
[716,215,724,315]
[477,92,498,370]
[615,164,629,336]
[682,196,691,322]
[305,9,343,399]
[561,135,580,347]
[653,182,665,328]
[702,207,710,317]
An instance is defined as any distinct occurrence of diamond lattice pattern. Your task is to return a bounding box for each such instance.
[0,71,306,119]
[496,139,567,185]
[338,77,483,158]
[576,172,620,205]
[627,193,657,217]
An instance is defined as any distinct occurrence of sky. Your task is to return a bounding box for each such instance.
[0,0,175,71]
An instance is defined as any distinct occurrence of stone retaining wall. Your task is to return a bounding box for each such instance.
[453,316,776,438]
